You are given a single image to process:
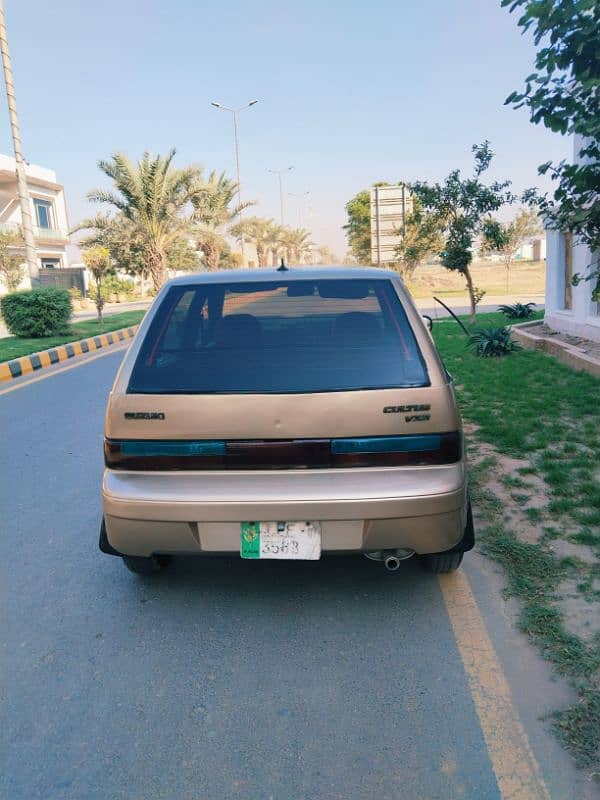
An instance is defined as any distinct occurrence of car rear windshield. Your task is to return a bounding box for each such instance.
[127,278,429,394]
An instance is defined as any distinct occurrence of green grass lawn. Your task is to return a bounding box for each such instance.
[0,310,146,363]
[434,310,600,769]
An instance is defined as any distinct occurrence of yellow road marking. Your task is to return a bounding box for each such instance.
[439,570,550,800]
[0,342,129,396]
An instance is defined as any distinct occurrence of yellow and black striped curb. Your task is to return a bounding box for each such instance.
[0,325,139,382]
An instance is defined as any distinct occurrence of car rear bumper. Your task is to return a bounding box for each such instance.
[102,464,468,557]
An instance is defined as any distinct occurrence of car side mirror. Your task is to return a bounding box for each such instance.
[422,314,433,332]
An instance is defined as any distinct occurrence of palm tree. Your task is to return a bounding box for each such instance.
[229,216,277,268]
[86,150,205,291]
[194,171,251,270]
[265,224,286,267]
[285,228,314,264]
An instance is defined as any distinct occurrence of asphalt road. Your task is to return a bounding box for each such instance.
[0,346,589,800]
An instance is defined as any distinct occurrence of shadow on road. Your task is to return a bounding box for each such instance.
[117,553,438,609]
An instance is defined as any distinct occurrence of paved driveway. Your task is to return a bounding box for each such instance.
[0,345,588,800]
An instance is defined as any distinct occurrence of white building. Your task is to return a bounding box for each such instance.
[0,154,70,280]
[544,137,599,342]
[516,237,546,262]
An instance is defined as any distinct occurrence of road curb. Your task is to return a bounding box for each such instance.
[0,325,138,382]
[512,320,600,379]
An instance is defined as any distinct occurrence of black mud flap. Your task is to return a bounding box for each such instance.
[99,518,124,557]
[449,500,475,553]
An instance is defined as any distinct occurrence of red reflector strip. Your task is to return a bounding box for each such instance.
[226,439,330,469]
[104,432,462,471]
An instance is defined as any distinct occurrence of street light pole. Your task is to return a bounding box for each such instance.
[267,166,294,226]
[288,191,310,228]
[0,0,38,283]
[211,99,258,266]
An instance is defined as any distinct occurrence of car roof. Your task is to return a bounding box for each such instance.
[164,265,400,287]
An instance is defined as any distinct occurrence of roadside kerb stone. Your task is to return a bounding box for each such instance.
[0,325,139,382]
[512,320,600,379]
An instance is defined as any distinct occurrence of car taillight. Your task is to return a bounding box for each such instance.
[104,439,226,470]
[330,432,462,467]
[104,432,462,470]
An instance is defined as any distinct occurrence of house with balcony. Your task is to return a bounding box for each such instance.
[544,136,599,342]
[0,153,70,282]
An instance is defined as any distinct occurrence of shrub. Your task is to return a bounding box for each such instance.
[104,275,135,301]
[468,326,521,357]
[0,286,72,337]
[88,283,109,303]
[498,302,536,319]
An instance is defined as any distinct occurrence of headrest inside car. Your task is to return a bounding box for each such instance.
[216,314,262,346]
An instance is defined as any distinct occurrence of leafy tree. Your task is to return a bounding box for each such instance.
[165,236,200,272]
[394,198,445,280]
[86,150,205,291]
[75,213,147,285]
[503,0,600,300]
[0,229,25,292]
[411,142,517,322]
[82,246,113,322]
[317,245,339,264]
[223,250,243,268]
[481,208,543,290]
[229,216,277,267]
[343,190,372,263]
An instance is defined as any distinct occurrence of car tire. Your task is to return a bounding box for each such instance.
[420,551,464,574]
[122,554,169,575]
[419,500,474,574]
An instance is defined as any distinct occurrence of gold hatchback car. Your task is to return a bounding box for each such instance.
[100,267,473,575]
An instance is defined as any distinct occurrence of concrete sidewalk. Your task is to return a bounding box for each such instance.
[414,293,545,318]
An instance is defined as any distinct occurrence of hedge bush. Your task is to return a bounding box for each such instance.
[0,286,72,337]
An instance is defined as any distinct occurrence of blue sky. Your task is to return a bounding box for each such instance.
[2,0,569,255]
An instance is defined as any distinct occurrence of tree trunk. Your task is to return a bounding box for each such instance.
[203,240,221,271]
[148,250,166,292]
[504,255,512,293]
[399,260,419,281]
[271,248,278,267]
[464,266,477,324]
[256,244,265,268]
[95,276,104,323]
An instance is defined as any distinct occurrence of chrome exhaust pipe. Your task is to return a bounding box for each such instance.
[364,548,415,567]
[384,554,401,571]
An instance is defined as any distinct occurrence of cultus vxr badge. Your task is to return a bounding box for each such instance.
[383,404,431,422]
[124,412,166,420]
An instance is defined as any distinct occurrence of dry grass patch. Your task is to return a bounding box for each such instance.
[436,313,600,769]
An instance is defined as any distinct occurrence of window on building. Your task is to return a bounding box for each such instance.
[563,232,573,310]
[41,258,61,269]
[34,199,54,230]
